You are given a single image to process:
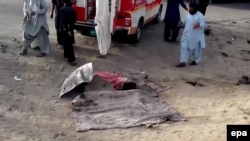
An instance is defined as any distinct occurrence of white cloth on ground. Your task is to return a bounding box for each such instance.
[95,0,111,55]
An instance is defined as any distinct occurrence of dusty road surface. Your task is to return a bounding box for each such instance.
[1,1,250,141]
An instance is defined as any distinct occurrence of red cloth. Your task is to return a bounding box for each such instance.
[94,72,127,90]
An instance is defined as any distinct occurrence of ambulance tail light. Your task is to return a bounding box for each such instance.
[125,18,131,26]
[118,12,131,27]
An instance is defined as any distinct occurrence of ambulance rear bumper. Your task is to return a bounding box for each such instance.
[74,22,130,37]
[74,22,96,37]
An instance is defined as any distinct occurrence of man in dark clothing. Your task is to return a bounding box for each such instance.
[192,0,210,16]
[198,0,209,15]
[61,0,77,66]
[51,0,64,47]
[192,0,210,35]
[164,0,188,42]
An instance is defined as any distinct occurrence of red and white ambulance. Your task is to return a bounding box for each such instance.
[72,0,163,43]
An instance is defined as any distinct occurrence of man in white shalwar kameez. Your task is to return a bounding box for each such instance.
[95,0,112,58]
[23,0,40,50]
[176,2,206,68]
[21,0,51,57]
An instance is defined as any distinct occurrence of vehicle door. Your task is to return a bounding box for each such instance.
[145,0,153,21]
[151,0,159,17]
[73,0,87,22]
[110,0,120,34]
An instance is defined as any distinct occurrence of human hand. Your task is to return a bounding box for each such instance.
[68,31,72,36]
[31,11,35,16]
[50,12,53,19]
[178,21,184,27]
[193,23,200,29]
[23,15,28,22]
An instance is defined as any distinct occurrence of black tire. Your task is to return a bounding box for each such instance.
[129,20,143,44]
[152,6,162,24]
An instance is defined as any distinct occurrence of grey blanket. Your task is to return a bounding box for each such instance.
[71,89,185,132]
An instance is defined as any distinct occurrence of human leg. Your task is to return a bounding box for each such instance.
[164,23,171,40]
[36,28,51,57]
[64,43,76,65]
[55,14,63,46]
[193,46,202,64]
[62,32,76,64]
[171,22,180,42]
[56,30,64,46]
[31,38,40,49]
[176,41,190,68]
[20,32,35,55]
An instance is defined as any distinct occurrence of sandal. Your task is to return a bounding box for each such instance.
[189,61,198,66]
[19,49,28,56]
[33,46,41,51]
[36,52,46,57]
[175,63,186,68]
[69,61,77,66]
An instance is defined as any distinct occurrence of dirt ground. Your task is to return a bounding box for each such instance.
[0,1,250,141]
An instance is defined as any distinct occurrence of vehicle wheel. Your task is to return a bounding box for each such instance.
[129,20,143,44]
[152,6,162,24]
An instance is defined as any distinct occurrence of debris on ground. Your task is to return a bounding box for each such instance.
[226,41,232,44]
[59,65,64,72]
[243,58,250,61]
[12,38,21,44]
[14,76,22,81]
[220,52,229,57]
[72,107,81,112]
[53,132,66,139]
[205,29,211,36]
[1,44,7,53]
[247,40,250,44]
[146,124,154,129]
[46,66,51,71]
[237,76,250,85]
[156,87,173,94]
[241,50,250,54]
[232,21,237,24]
[186,81,205,87]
